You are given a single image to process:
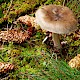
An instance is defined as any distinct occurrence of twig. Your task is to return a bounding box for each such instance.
[7,24,9,34]
[42,36,48,44]
[63,0,65,6]
[5,0,14,17]
[0,56,5,61]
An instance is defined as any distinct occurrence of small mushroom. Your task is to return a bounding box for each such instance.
[35,4,77,49]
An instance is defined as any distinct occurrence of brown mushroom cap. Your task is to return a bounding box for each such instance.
[35,5,77,34]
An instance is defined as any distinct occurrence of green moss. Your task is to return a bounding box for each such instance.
[0,0,46,24]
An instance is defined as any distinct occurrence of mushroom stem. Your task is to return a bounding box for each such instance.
[52,33,62,49]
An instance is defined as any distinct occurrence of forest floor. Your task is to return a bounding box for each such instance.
[0,0,80,80]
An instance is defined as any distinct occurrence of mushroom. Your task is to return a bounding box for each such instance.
[35,4,77,49]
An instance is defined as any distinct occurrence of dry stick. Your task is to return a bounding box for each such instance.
[63,0,65,6]
[5,0,14,17]
[7,24,9,34]
[5,0,13,35]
